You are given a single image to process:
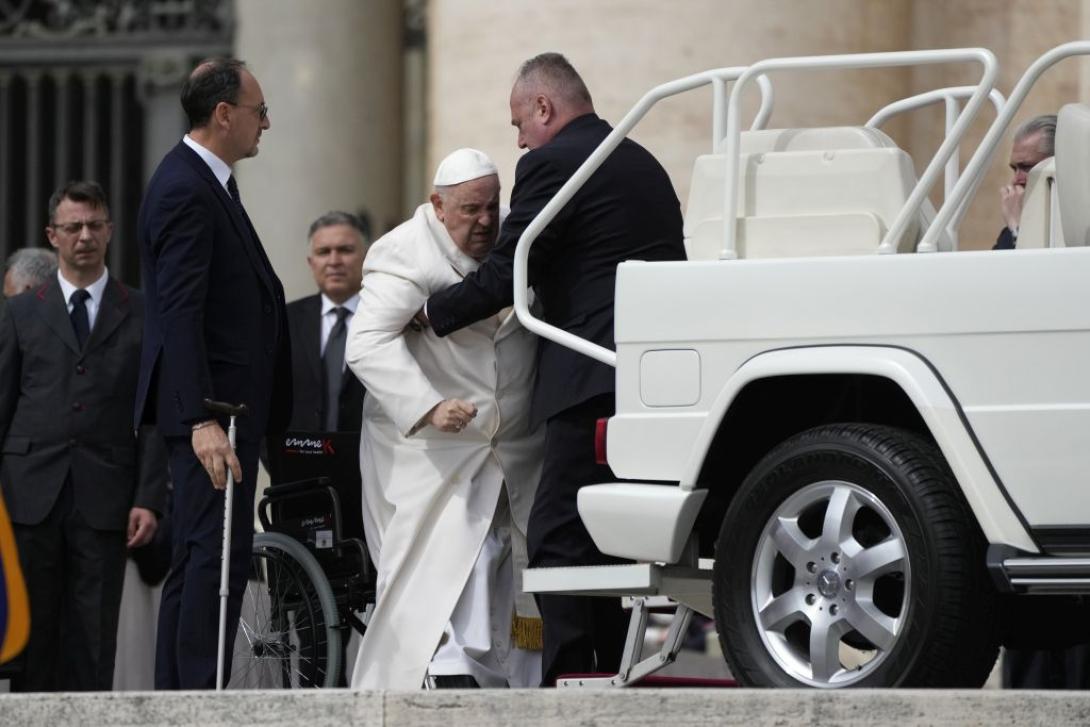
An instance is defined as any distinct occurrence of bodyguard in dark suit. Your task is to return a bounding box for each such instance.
[426,53,685,683]
[134,58,291,689]
[0,181,166,691]
[286,211,368,433]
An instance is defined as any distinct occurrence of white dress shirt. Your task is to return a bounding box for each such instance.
[57,267,109,331]
[182,134,232,192]
[320,293,360,367]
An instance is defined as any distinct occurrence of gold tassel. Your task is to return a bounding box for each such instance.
[511,613,543,651]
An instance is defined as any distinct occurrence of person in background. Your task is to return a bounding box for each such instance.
[0,180,166,691]
[285,211,369,433]
[994,114,1056,250]
[3,248,58,298]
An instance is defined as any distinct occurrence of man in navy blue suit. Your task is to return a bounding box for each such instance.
[134,58,292,689]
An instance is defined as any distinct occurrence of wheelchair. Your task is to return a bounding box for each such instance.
[227,433,375,689]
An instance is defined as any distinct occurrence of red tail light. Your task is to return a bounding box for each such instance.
[594,417,608,465]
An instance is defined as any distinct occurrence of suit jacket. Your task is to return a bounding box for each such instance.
[285,293,365,432]
[427,113,686,426]
[134,141,292,443]
[0,279,168,530]
[995,226,1017,250]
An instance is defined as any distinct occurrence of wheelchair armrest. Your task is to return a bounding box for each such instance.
[263,476,332,498]
[335,536,374,582]
[258,481,344,537]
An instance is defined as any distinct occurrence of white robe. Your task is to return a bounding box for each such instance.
[345,203,543,689]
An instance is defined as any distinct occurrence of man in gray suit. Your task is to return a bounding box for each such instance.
[0,180,167,691]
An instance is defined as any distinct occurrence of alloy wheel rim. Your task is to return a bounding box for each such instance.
[750,479,911,687]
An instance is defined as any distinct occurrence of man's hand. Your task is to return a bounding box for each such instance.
[127,506,158,548]
[1000,183,1026,233]
[427,398,478,433]
[192,421,242,490]
[409,305,430,332]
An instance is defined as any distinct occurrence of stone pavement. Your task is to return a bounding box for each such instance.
[3,688,1090,726]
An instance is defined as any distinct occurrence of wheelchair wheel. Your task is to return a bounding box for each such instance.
[228,531,342,688]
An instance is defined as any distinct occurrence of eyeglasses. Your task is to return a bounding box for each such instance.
[51,219,110,235]
[229,101,269,122]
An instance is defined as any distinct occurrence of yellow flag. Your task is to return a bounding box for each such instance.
[0,490,29,664]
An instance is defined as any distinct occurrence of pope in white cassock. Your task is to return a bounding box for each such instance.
[345,148,544,689]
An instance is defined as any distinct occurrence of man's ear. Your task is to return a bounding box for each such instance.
[430,192,445,221]
[213,101,232,129]
[535,94,553,124]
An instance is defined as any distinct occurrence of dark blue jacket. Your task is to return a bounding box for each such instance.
[134,141,291,443]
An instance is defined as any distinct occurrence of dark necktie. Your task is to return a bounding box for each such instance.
[323,307,349,431]
[226,174,243,210]
[70,289,91,349]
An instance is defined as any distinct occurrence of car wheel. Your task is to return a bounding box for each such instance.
[713,423,999,687]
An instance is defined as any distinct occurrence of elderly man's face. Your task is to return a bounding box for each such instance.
[1009,131,1049,188]
[307,224,366,304]
[432,175,501,261]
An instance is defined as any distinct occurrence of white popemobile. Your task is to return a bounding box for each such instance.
[519,42,1090,689]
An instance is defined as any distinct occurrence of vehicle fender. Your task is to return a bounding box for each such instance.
[679,345,1036,552]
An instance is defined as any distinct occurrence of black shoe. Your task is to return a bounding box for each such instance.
[432,674,480,688]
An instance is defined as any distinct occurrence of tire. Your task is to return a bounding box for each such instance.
[228,531,342,688]
[713,423,999,688]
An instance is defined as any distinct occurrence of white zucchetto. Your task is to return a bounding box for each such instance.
[433,147,498,187]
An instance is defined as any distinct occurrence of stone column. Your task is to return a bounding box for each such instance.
[234,0,403,301]
[137,52,190,185]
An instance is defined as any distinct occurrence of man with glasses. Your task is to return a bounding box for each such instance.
[134,57,292,690]
[0,180,167,691]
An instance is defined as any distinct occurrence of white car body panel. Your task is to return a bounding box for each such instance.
[608,248,1090,548]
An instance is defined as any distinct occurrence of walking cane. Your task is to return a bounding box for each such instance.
[203,398,249,691]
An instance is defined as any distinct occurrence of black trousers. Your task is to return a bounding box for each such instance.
[527,394,629,684]
[11,476,126,692]
[155,436,258,689]
[1003,646,1090,689]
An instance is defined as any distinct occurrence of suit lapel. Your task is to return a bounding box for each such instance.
[83,279,129,354]
[174,143,277,300]
[36,280,80,355]
[302,295,324,393]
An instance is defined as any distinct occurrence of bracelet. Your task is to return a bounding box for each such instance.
[191,419,216,432]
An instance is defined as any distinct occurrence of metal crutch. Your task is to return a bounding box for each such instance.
[203,398,249,691]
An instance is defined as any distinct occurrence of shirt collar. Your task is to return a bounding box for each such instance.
[183,134,232,191]
[57,267,109,306]
[321,293,359,317]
